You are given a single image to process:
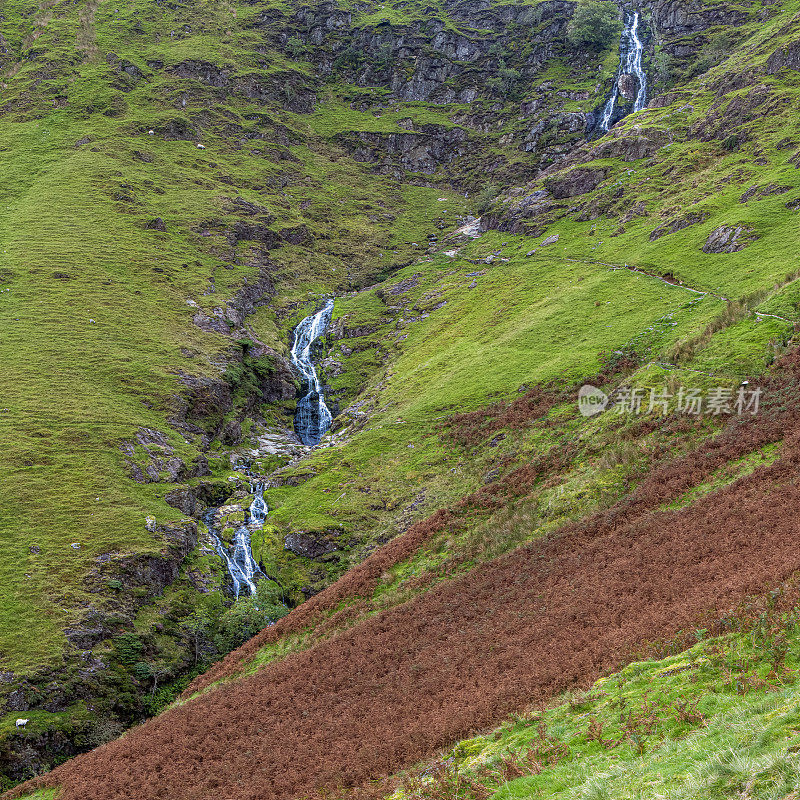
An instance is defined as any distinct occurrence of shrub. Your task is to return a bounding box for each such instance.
[567,0,622,50]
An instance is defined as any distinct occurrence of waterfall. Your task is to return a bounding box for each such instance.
[206,481,267,599]
[206,299,334,597]
[290,299,334,446]
[599,10,647,133]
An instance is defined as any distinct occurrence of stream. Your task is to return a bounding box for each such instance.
[599,10,647,132]
[207,300,335,598]
[204,478,267,599]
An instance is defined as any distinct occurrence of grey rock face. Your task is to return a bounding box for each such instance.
[767,41,800,74]
[702,224,759,253]
[617,72,639,101]
[337,126,469,175]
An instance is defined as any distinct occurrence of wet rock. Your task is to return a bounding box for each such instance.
[145,217,166,231]
[617,72,639,101]
[702,224,758,253]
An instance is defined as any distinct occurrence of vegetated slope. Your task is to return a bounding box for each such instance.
[9,344,800,800]
[3,0,800,790]
[393,593,800,800]
[0,0,635,777]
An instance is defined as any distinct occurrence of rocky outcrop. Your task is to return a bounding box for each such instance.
[336,125,469,176]
[544,167,609,198]
[766,41,800,74]
[162,60,317,112]
[702,223,758,253]
[0,519,200,781]
[647,0,749,60]
[690,85,787,143]
[590,128,670,162]
[649,212,708,241]
[284,531,339,559]
[281,0,573,103]
[120,428,188,484]
[739,184,792,203]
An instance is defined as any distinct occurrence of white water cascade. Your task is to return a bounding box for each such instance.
[206,482,267,599]
[291,299,335,446]
[208,301,334,596]
[599,10,647,132]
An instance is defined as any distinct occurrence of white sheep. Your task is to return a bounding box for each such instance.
[16,719,28,728]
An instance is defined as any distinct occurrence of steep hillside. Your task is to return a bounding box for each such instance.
[4,0,800,793]
[0,0,629,778]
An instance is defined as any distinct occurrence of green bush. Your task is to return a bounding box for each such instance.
[474,184,499,215]
[567,0,622,50]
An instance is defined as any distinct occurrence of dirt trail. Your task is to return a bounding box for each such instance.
[10,353,800,800]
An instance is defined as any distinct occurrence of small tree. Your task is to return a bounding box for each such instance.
[567,0,622,51]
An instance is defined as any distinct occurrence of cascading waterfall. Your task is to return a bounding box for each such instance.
[205,478,267,599]
[599,10,647,132]
[291,299,335,446]
[208,300,334,597]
